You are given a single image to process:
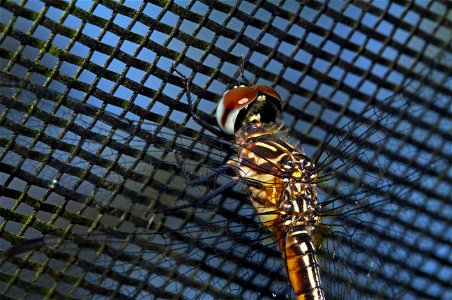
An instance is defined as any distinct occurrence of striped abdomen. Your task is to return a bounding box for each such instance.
[283,228,324,300]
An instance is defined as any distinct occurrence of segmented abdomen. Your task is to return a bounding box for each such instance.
[283,228,324,300]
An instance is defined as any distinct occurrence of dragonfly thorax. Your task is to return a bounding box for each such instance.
[233,121,320,239]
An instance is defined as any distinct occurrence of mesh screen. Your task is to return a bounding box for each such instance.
[0,1,451,299]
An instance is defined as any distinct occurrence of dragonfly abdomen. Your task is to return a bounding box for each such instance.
[284,228,325,300]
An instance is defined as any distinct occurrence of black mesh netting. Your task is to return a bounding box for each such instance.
[0,1,450,299]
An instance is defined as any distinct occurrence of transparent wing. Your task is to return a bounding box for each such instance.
[0,81,289,299]
[2,72,449,300]
[308,79,451,298]
[313,94,420,299]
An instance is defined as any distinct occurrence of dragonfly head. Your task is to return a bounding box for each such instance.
[216,85,282,135]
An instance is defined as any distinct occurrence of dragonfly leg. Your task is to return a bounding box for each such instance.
[172,66,228,138]
[168,150,240,210]
[173,149,235,187]
[163,179,238,213]
[195,180,237,206]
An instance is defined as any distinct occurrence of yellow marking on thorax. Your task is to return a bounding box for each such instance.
[248,114,261,123]
[255,141,277,152]
[292,170,302,178]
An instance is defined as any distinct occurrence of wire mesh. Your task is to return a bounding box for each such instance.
[0,1,450,299]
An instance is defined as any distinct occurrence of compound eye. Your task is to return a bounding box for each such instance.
[216,86,259,135]
[223,86,258,109]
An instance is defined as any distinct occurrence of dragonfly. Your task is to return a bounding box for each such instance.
[0,73,426,299]
[176,80,324,299]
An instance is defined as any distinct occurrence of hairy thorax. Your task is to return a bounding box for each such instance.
[234,123,320,240]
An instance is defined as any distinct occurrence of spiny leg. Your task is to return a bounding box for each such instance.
[170,149,239,210]
[171,66,228,139]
